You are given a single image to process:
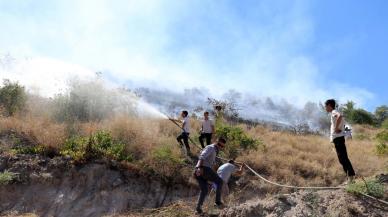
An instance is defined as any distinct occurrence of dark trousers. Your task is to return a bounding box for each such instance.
[195,166,223,210]
[177,132,190,152]
[199,133,212,148]
[333,136,355,177]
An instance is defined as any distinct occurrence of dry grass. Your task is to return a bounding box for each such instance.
[240,125,387,189]
[0,115,67,149]
[0,111,386,193]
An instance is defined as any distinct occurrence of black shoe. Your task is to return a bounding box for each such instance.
[195,208,203,214]
[215,202,224,209]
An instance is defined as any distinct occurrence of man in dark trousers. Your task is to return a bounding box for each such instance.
[172,110,191,155]
[198,111,215,148]
[325,99,356,183]
[194,137,226,214]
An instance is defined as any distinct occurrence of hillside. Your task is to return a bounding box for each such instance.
[0,112,387,216]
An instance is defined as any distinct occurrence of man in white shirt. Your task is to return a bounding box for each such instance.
[325,99,355,183]
[217,160,243,196]
[199,111,215,148]
[175,110,191,155]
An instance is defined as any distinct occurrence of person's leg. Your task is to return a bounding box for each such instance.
[176,133,184,147]
[334,137,355,177]
[183,133,190,153]
[195,175,209,212]
[206,133,212,146]
[202,167,223,204]
[221,182,229,197]
[199,133,205,148]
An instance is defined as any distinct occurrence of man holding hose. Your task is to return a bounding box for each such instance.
[172,110,191,156]
[194,137,226,214]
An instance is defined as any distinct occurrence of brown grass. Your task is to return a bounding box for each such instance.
[240,125,387,189]
[0,115,67,149]
[0,111,386,193]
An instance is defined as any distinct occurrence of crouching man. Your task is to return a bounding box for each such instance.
[217,160,244,197]
[194,137,226,214]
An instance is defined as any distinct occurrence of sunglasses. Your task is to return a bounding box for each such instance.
[217,142,225,148]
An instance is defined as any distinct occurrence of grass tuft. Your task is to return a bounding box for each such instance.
[346,178,384,198]
[0,170,17,185]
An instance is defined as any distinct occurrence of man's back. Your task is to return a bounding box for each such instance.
[217,163,236,183]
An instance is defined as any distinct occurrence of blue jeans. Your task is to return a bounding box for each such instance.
[195,166,223,210]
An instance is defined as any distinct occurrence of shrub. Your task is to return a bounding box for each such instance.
[375,105,388,126]
[348,109,375,125]
[60,131,133,162]
[0,79,26,116]
[149,146,185,177]
[0,170,17,185]
[216,124,263,159]
[11,145,45,155]
[346,178,384,198]
[381,119,388,129]
[375,130,388,155]
[52,80,136,122]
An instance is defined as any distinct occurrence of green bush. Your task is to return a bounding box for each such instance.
[0,79,26,116]
[153,146,185,165]
[375,130,388,155]
[216,124,263,159]
[381,119,388,129]
[0,170,17,185]
[148,145,185,179]
[375,105,388,126]
[60,131,133,162]
[346,178,384,198]
[348,109,375,125]
[11,145,45,155]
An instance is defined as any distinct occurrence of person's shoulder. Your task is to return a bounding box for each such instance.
[332,109,341,116]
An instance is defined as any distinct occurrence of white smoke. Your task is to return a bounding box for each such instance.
[0,55,168,119]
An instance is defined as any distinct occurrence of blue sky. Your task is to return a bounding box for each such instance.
[0,0,387,111]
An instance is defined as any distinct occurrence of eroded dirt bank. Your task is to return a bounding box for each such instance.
[220,189,388,217]
[0,154,197,217]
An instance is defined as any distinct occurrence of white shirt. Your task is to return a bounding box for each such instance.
[217,163,237,183]
[182,116,190,133]
[330,109,345,142]
[201,119,214,134]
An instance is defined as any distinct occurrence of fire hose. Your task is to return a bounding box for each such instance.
[166,116,388,206]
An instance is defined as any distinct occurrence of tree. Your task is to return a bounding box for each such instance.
[0,79,27,116]
[375,105,388,126]
[349,109,375,125]
[341,101,355,119]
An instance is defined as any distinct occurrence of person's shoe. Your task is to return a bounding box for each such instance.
[347,176,355,184]
[215,202,225,209]
[195,208,203,215]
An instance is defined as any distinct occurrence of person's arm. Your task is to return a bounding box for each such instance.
[334,112,343,133]
[233,164,244,176]
[168,117,182,123]
[195,148,212,176]
[182,118,188,132]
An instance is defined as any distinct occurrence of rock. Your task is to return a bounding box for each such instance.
[0,153,197,217]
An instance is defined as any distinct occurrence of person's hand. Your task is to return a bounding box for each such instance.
[195,167,203,177]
